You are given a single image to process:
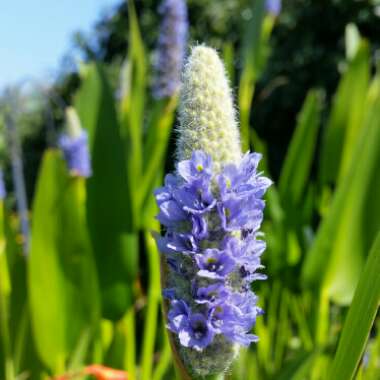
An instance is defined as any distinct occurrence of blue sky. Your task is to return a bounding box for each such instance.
[0,0,122,90]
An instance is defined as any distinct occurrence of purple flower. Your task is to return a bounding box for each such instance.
[173,186,215,215]
[167,299,190,333]
[223,235,266,281]
[221,324,259,346]
[156,232,199,255]
[194,283,230,306]
[218,152,272,200]
[153,0,188,99]
[163,288,176,300]
[177,150,213,184]
[196,248,235,280]
[154,150,271,352]
[208,291,262,346]
[58,130,92,178]
[178,312,215,351]
[217,195,265,232]
[191,214,208,240]
[265,0,282,16]
[228,291,262,329]
[154,174,179,206]
[156,199,187,227]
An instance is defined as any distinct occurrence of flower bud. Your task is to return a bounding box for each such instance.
[177,46,242,172]
[58,107,92,178]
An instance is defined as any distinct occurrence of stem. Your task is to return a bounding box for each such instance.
[141,231,161,380]
[122,308,136,380]
[0,295,14,380]
[316,287,329,347]
[152,329,171,380]
[5,110,30,256]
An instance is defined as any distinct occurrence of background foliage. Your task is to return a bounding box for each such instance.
[0,1,379,380]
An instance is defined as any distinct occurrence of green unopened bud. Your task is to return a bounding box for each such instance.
[65,106,83,138]
[177,45,242,172]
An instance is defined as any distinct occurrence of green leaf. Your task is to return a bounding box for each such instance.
[0,201,15,380]
[319,41,370,185]
[302,76,380,304]
[28,150,99,372]
[0,202,10,298]
[118,0,147,226]
[328,231,380,380]
[278,89,322,210]
[223,42,235,85]
[75,63,138,320]
[275,351,317,380]
[239,0,271,151]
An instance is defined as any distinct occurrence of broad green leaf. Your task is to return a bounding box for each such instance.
[118,0,147,226]
[75,64,138,320]
[302,77,380,304]
[28,150,99,372]
[0,202,10,298]
[239,0,272,151]
[278,89,322,210]
[0,201,15,380]
[277,90,321,267]
[4,215,40,376]
[319,41,370,185]
[328,232,380,380]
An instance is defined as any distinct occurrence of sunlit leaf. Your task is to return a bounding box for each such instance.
[28,150,99,372]
[278,89,322,211]
[302,77,380,304]
[75,64,138,320]
[319,41,370,186]
[328,232,380,380]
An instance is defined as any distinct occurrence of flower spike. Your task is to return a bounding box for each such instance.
[155,46,272,378]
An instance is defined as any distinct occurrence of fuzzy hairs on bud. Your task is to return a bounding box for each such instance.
[177,46,242,171]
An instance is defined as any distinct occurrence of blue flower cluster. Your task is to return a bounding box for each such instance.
[152,0,188,99]
[155,151,271,351]
[58,130,92,178]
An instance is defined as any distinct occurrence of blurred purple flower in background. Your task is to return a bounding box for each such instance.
[59,130,92,178]
[152,0,188,99]
[265,0,282,16]
[58,107,92,178]
[0,169,6,199]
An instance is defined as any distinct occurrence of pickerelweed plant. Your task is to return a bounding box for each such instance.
[154,46,272,379]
